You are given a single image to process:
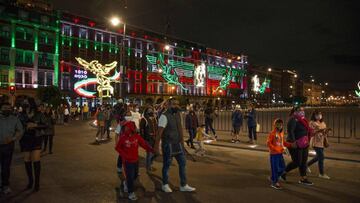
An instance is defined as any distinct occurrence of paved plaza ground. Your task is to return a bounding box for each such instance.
[1,121,360,203]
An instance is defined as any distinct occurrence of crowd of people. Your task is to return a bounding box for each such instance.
[0,97,332,200]
[0,99,57,195]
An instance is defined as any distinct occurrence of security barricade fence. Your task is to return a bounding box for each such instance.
[181,107,360,143]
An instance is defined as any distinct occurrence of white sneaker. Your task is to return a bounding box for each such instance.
[307,167,312,173]
[319,174,330,179]
[2,186,12,195]
[180,184,196,192]
[162,184,173,193]
[128,192,138,201]
[123,181,128,193]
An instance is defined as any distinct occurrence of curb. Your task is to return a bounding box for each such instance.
[207,142,360,164]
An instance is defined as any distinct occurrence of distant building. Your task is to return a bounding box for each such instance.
[298,80,323,105]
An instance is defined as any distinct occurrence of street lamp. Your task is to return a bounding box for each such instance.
[109,16,126,98]
[268,68,272,72]
[164,44,170,51]
[325,82,328,86]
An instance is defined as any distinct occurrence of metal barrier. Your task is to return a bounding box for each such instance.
[181,107,360,143]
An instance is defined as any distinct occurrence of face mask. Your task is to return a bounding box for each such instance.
[315,114,322,120]
[135,108,139,112]
[125,116,132,121]
[1,110,11,117]
[295,111,305,118]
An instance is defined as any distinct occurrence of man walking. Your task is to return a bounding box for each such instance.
[0,102,23,194]
[154,98,196,193]
[231,105,243,143]
[246,104,257,144]
[185,108,198,149]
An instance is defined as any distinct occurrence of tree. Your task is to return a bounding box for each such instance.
[36,86,64,107]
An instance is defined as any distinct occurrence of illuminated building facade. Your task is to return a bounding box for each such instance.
[0,1,59,98]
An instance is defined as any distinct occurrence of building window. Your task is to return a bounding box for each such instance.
[40,16,49,24]
[38,71,45,86]
[95,32,103,42]
[15,70,22,86]
[0,25,10,38]
[46,72,53,86]
[24,71,32,86]
[0,48,10,63]
[62,25,72,36]
[24,51,33,65]
[110,35,116,44]
[18,10,29,20]
[16,50,24,64]
[79,28,87,39]
[0,70,8,87]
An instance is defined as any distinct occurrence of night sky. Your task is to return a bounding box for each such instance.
[51,0,360,91]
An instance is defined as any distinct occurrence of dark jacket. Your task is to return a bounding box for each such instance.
[246,109,257,127]
[232,110,243,127]
[139,116,158,144]
[286,117,308,142]
[185,112,199,130]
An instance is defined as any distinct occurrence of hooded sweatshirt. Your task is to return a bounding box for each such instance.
[115,121,154,163]
[267,119,291,154]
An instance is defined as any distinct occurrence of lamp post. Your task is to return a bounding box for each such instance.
[110,17,126,99]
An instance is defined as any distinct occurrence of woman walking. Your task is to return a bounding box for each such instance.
[307,110,331,179]
[19,103,47,192]
[95,106,106,143]
[281,106,313,185]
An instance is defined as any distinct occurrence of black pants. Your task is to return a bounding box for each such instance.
[285,147,309,177]
[248,126,257,141]
[125,162,139,193]
[205,118,216,135]
[308,147,325,175]
[43,134,54,152]
[187,128,196,146]
[0,142,15,187]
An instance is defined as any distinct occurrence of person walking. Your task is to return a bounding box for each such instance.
[185,108,198,149]
[104,105,113,140]
[140,107,158,172]
[82,104,89,120]
[0,102,23,195]
[231,105,243,143]
[115,121,154,201]
[57,104,64,125]
[154,98,196,193]
[307,110,331,179]
[19,103,48,192]
[194,124,211,156]
[95,106,106,143]
[281,106,313,185]
[246,104,257,144]
[64,105,70,125]
[267,119,290,189]
[204,103,217,139]
[42,106,56,154]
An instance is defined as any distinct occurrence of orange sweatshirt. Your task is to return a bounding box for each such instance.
[267,120,291,154]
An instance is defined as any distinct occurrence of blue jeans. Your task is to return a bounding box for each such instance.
[124,162,139,193]
[308,147,324,175]
[270,154,285,184]
[162,142,187,186]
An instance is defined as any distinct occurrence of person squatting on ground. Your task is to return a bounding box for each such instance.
[281,106,313,186]
[267,119,290,190]
[307,110,331,179]
[42,106,56,154]
[19,103,48,192]
[185,108,199,149]
[231,105,243,143]
[115,121,154,201]
[194,124,211,156]
[154,98,196,193]
[140,107,158,172]
[0,102,23,195]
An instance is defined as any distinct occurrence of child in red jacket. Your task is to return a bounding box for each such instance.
[115,121,154,201]
[267,119,290,190]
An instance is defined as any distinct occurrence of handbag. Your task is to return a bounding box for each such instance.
[296,135,309,149]
[324,137,330,148]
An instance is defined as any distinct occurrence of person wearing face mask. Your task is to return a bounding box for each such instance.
[115,121,154,201]
[185,108,198,149]
[267,119,290,190]
[154,98,196,193]
[130,105,141,131]
[139,107,158,172]
[20,103,48,192]
[281,106,313,186]
[0,102,23,195]
[307,110,331,179]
